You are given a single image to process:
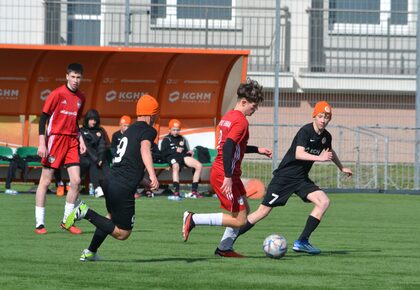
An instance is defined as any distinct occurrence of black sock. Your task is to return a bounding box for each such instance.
[88,227,108,253]
[85,209,115,234]
[173,182,180,193]
[192,182,198,192]
[238,220,255,236]
[298,215,320,241]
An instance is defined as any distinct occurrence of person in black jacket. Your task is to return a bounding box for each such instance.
[160,119,203,200]
[79,109,108,198]
[111,115,131,158]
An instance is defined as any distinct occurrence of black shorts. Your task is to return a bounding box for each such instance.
[167,154,188,168]
[102,178,136,230]
[261,176,320,207]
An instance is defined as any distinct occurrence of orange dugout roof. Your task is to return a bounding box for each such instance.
[0,44,249,120]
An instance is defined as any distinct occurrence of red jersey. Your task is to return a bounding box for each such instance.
[213,110,249,177]
[43,85,85,136]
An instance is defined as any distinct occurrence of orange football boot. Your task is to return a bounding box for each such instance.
[60,223,82,235]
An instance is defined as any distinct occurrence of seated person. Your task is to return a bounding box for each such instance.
[5,156,65,196]
[111,115,131,158]
[79,109,108,198]
[160,119,203,200]
[4,153,24,195]
[4,150,41,195]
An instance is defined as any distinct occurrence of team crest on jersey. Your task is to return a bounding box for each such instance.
[47,155,56,163]
[322,137,326,144]
[238,196,244,205]
[179,141,184,146]
[96,132,101,137]
[77,100,82,109]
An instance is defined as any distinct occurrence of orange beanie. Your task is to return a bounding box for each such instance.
[313,101,332,118]
[168,119,181,129]
[119,115,131,125]
[136,94,159,116]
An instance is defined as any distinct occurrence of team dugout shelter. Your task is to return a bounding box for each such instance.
[0,44,248,148]
[0,44,249,182]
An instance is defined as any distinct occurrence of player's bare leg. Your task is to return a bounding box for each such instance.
[170,163,182,200]
[35,167,54,208]
[307,190,330,220]
[184,157,203,198]
[35,167,54,234]
[247,204,273,224]
[66,165,81,204]
[110,227,132,240]
[220,209,248,228]
[184,157,202,182]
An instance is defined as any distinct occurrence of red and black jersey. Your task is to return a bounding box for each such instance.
[213,110,249,177]
[43,85,85,136]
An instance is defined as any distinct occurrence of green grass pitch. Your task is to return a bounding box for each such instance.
[0,193,419,289]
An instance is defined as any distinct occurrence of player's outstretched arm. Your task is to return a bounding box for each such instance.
[296,146,332,162]
[331,149,352,178]
[245,146,272,159]
[258,147,272,159]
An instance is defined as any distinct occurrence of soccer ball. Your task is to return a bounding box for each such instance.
[263,234,287,259]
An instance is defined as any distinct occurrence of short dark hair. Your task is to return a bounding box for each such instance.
[237,77,263,104]
[67,63,84,75]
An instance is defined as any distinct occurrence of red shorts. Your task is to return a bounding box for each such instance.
[210,168,246,213]
[42,135,80,169]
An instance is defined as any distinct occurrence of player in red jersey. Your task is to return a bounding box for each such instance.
[35,63,87,235]
[182,78,272,257]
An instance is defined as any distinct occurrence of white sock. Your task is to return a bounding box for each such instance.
[63,202,75,223]
[192,213,223,226]
[35,206,45,228]
[218,227,239,251]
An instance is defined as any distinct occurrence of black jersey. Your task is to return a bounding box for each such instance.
[160,134,189,161]
[274,123,332,179]
[111,121,157,188]
[111,130,123,157]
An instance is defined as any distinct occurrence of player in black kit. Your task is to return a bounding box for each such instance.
[222,101,352,255]
[65,94,160,261]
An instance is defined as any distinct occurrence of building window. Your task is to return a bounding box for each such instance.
[329,0,380,25]
[177,0,232,20]
[67,0,101,45]
[150,0,236,30]
[390,0,408,25]
[328,0,413,35]
[151,0,167,19]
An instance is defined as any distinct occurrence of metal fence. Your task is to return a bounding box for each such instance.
[0,0,419,193]
[0,1,417,74]
[244,121,418,192]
